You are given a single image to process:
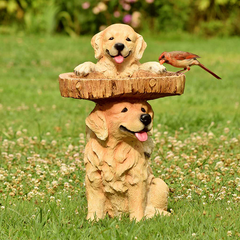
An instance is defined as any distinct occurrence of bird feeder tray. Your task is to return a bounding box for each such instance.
[59,71,185,102]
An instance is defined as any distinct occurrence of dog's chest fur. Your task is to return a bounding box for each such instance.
[85,138,150,194]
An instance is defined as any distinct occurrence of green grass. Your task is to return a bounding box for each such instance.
[0,33,239,239]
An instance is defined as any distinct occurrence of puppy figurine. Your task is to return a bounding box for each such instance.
[84,100,169,221]
[74,24,166,78]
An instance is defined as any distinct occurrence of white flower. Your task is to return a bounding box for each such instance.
[0,174,5,181]
[50,196,55,202]
[16,131,22,136]
[27,191,34,198]
[186,194,192,200]
[224,128,230,134]
[98,2,107,11]
[51,140,57,146]
[68,144,74,151]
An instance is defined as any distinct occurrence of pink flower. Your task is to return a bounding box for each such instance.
[146,0,154,3]
[114,11,121,18]
[125,0,138,2]
[131,11,141,28]
[123,14,132,23]
[82,2,90,9]
[122,3,131,11]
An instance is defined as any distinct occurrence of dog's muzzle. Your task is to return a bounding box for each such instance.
[119,114,152,142]
[106,42,131,64]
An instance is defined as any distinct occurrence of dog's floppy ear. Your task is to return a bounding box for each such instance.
[91,31,103,60]
[135,34,147,60]
[85,108,108,141]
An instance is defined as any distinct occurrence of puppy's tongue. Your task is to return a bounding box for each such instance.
[114,55,124,64]
[135,131,148,142]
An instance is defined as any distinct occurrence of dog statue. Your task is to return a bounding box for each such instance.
[74,24,166,78]
[84,99,169,221]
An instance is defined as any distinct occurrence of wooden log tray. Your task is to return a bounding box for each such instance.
[59,70,185,101]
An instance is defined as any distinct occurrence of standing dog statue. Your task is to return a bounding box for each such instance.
[74,24,166,78]
[84,100,169,221]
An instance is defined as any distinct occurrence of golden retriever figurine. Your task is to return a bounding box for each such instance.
[84,100,169,221]
[74,24,166,78]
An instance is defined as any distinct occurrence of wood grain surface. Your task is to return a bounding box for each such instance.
[59,71,185,102]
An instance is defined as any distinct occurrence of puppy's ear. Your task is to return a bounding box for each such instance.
[85,109,108,141]
[91,31,103,60]
[135,34,147,60]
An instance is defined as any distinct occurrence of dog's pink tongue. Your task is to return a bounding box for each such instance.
[114,55,124,64]
[135,131,148,142]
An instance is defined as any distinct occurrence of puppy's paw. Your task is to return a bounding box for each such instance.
[74,62,96,77]
[140,62,167,74]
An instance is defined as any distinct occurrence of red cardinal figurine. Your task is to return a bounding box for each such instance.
[158,51,221,79]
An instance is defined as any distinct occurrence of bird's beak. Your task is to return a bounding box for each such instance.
[159,59,165,65]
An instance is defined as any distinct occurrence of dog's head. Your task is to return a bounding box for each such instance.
[86,100,153,142]
[91,24,147,65]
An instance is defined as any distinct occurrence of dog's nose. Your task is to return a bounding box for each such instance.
[115,43,125,51]
[140,114,151,126]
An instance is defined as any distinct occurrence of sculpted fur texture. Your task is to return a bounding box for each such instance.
[74,24,166,78]
[84,100,169,221]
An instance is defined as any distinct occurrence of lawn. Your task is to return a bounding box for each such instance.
[0,33,239,239]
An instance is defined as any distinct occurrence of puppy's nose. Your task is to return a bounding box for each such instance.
[140,114,152,126]
[115,43,125,51]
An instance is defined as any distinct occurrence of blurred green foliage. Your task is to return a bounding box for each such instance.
[0,0,239,36]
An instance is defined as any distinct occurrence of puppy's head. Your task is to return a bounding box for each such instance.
[91,24,147,64]
[86,100,153,142]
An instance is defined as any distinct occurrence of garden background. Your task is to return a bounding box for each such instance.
[0,0,240,36]
[0,0,240,239]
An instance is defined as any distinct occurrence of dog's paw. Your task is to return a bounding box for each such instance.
[74,62,96,77]
[140,62,167,74]
[145,207,171,219]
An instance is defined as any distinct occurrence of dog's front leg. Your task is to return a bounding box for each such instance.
[85,168,106,221]
[128,183,147,222]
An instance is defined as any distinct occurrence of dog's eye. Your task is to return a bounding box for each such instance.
[121,107,128,113]
[109,37,114,40]
[141,108,146,113]
[126,37,131,41]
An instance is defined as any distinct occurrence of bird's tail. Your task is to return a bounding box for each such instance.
[198,63,221,79]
